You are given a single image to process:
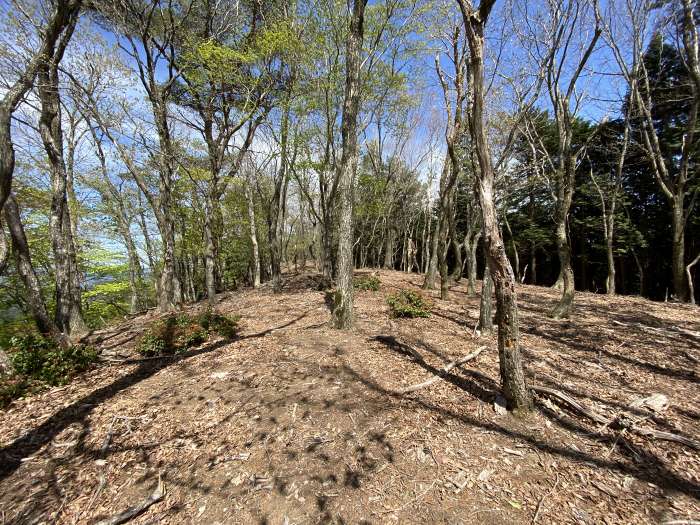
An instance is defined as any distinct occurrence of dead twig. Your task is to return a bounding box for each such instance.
[532,473,559,524]
[398,346,487,394]
[95,475,165,525]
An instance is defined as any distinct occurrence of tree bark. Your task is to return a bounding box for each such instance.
[333,0,367,329]
[4,195,62,340]
[479,260,493,334]
[0,0,82,213]
[37,10,87,338]
[687,252,700,305]
[422,213,440,289]
[457,0,532,412]
[466,230,481,296]
[269,99,291,291]
[246,167,261,288]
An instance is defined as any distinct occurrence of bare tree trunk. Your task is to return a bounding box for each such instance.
[4,195,62,340]
[37,14,87,338]
[204,193,217,304]
[450,226,463,282]
[687,252,700,305]
[0,220,8,276]
[479,259,493,335]
[246,170,261,288]
[458,0,532,412]
[550,212,575,319]
[466,230,481,296]
[383,224,394,269]
[671,202,687,301]
[333,0,366,329]
[270,100,291,291]
[502,213,519,282]
[423,214,439,289]
[137,201,159,300]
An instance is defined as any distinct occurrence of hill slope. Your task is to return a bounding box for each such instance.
[1,270,699,524]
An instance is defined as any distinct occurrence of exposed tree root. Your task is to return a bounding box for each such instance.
[393,341,700,451]
[532,386,700,450]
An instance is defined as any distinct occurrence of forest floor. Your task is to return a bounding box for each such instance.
[0,269,699,525]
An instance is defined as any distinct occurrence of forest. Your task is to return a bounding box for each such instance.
[0,0,698,523]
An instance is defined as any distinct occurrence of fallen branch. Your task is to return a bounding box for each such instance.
[532,386,700,451]
[95,476,165,525]
[398,346,487,394]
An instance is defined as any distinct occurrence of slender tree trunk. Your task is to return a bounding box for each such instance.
[451,229,463,282]
[137,203,159,301]
[479,260,493,334]
[605,216,615,295]
[37,21,87,338]
[383,224,394,269]
[333,0,366,329]
[671,201,687,301]
[686,252,700,305]
[246,173,261,288]
[530,242,537,285]
[4,195,62,340]
[116,216,144,313]
[204,193,217,304]
[423,215,439,289]
[551,215,575,318]
[466,230,481,296]
[458,0,532,411]
[158,197,181,311]
[269,97,292,291]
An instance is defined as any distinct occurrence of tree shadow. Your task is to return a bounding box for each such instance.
[0,311,313,483]
[364,334,700,501]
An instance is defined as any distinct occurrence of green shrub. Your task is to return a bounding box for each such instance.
[9,335,98,385]
[137,332,168,357]
[354,275,381,291]
[386,289,432,318]
[136,310,239,357]
[198,309,240,339]
[39,345,98,385]
[1,335,99,407]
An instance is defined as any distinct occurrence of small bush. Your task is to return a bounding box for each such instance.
[137,332,167,357]
[354,275,381,291]
[8,335,98,385]
[136,310,239,357]
[1,335,98,407]
[198,309,240,339]
[386,289,432,318]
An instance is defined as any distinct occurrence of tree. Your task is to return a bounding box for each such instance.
[0,0,83,215]
[333,0,367,329]
[517,0,601,319]
[602,0,699,301]
[456,0,532,411]
[35,0,87,337]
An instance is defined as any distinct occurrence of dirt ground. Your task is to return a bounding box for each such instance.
[1,269,699,524]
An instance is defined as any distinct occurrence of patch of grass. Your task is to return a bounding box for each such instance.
[354,274,381,291]
[1,334,98,407]
[386,289,432,318]
[137,310,239,357]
